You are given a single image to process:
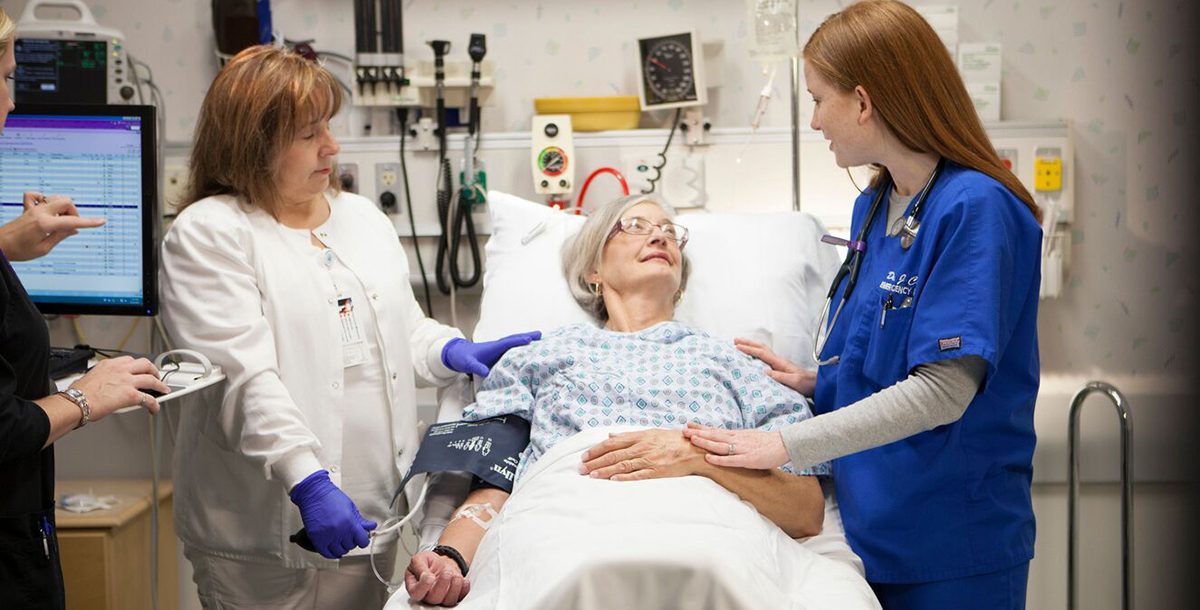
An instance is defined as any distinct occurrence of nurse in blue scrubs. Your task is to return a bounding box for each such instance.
[684,2,1043,609]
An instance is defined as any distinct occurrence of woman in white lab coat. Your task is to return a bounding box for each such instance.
[159,45,537,609]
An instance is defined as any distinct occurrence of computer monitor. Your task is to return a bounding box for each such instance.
[0,104,158,316]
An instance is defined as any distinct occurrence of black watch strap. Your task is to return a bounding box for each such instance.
[432,544,469,577]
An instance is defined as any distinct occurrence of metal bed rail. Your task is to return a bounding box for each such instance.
[1067,381,1134,610]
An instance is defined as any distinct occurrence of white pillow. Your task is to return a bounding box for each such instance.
[473,191,840,369]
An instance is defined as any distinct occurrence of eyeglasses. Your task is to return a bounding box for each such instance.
[607,216,689,249]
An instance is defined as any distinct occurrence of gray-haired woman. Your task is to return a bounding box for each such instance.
[404,194,831,607]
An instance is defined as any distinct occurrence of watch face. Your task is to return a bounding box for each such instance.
[639,34,698,106]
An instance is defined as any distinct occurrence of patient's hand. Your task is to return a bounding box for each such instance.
[405,551,470,607]
[734,338,816,397]
[579,429,710,481]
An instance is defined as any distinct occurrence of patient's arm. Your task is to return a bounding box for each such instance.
[703,463,824,538]
[581,429,824,538]
[406,487,510,606]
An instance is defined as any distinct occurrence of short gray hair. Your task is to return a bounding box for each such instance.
[562,193,691,322]
[0,9,15,56]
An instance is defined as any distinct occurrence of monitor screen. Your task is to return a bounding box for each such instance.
[13,38,109,105]
[0,104,158,316]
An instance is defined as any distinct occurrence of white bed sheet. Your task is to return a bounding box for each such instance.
[390,426,880,610]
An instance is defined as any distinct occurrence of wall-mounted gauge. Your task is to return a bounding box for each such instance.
[636,31,706,110]
[531,115,574,197]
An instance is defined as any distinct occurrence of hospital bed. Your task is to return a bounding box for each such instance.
[386,192,880,610]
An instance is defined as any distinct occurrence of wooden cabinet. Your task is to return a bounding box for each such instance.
[54,480,177,610]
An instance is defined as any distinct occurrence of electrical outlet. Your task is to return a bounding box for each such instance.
[336,163,359,193]
[375,162,402,214]
[162,164,189,214]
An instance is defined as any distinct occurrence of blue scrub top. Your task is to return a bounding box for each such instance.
[813,162,1042,584]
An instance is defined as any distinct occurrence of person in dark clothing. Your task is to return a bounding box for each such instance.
[0,9,171,609]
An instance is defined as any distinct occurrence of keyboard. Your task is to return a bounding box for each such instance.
[48,347,95,380]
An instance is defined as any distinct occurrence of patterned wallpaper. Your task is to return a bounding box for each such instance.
[2,0,1195,380]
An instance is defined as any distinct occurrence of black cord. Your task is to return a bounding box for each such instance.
[644,108,683,194]
[434,156,454,294]
[398,108,433,315]
[448,188,481,288]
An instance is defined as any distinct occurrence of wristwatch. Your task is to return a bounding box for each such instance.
[57,388,91,429]
[432,545,469,576]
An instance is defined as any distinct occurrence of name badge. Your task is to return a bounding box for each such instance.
[337,296,368,367]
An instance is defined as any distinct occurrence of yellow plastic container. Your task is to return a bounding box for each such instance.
[533,96,641,131]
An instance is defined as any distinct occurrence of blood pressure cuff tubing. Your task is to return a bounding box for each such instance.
[397,415,531,500]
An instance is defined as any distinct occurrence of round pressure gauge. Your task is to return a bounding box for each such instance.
[637,32,705,110]
[537,146,568,177]
[644,40,694,102]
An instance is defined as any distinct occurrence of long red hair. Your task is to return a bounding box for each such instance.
[805,0,1041,222]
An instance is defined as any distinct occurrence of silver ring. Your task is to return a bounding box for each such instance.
[728,443,736,455]
[138,394,147,407]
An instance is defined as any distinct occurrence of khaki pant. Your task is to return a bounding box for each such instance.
[184,546,397,610]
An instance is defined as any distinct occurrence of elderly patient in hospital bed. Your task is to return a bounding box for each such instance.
[391,194,880,610]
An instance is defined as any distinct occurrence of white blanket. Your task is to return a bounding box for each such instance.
[390,427,880,610]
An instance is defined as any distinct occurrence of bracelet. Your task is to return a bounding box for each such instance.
[432,544,469,577]
[57,388,90,429]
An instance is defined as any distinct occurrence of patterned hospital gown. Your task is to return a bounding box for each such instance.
[462,321,831,480]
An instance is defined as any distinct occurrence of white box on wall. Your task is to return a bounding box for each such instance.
[915,4,959,30]
[915,4,959,59]
[966,81,1001,122]
[958,42,1003,83]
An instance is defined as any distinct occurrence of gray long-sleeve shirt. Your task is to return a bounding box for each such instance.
[781,356,987,469]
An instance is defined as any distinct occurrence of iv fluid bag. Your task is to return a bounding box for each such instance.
[745,0,799,63]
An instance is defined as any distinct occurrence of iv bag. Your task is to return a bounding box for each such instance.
[745,0,800,63]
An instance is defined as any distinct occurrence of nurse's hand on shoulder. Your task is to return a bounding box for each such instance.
[441,331,542,377]
[69,356,171,419]
[683,422,791,470]
[0,192,105,262]
[406,551,470,607]
[734,338,816,397]
[288,470,376,559]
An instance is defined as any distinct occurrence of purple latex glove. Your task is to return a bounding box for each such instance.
[441,331,542,377]
[288,470,376,559]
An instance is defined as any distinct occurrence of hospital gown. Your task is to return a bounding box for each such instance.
[462,321,831,479]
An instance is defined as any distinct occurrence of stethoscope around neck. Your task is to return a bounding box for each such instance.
[812,158,945,366]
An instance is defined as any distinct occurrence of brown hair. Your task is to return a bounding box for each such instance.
[805,0,1041,222]
[180,45,341,215]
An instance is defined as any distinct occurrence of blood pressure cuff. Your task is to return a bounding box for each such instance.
[399,415,531,495]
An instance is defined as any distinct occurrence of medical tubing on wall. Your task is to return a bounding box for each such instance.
[576,167,630,212]
[364,0,378,53]
[398,109,433,315]
[352,0,368,53]
[386,0,405,53]
[644,108,683,194]
[380,0,393,53]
